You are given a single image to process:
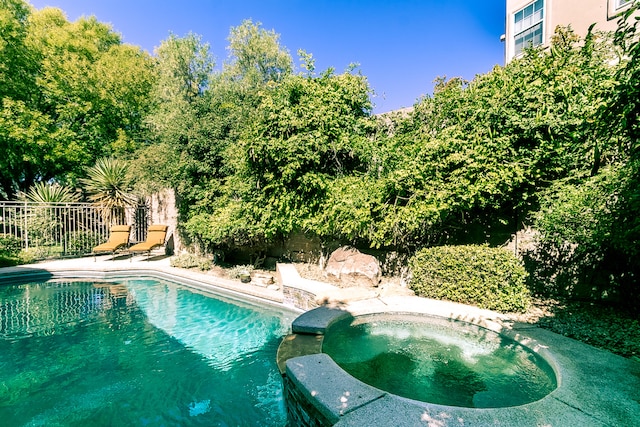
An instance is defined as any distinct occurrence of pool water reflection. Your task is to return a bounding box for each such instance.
[0,278,296,426]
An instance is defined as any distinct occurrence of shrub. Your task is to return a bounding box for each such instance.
[0,234,26,267]
[529,166,640,308]
[408,244,531,313]
[170,253,212,271]
[0,257,16,267]
[67,231,102,255]
[227,264,254,280]
[0,234,22,258]
[18,249,38,265]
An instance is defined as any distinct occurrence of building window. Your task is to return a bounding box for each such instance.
[616,0,631,9]
[514,0,544,56]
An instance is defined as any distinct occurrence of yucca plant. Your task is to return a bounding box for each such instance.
[81,158,137,224]
[19,182,81,203]
[16,183,81,251]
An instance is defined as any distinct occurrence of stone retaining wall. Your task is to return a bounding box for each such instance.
[283,373,333,427]
[277,263,337,310]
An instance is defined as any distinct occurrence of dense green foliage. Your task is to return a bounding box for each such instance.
[351,27,619,250]
[182,69,374,247]
[527,5,640,307]
[66,231,102,255]
[408,245,531,312]
[0,234,21,267]
[2,0,640,308]
[0,234,21,258]
[0,1,154,199]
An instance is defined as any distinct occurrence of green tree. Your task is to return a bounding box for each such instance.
[142,32,218,214]
[0,0,35,102]
[0,0,38,198]
[0,98,52,199]
[225,19,292,86]
[147,32,213,145]
[0,4,155,199]
[184,65,375,248]
[345,26,619,250]
[608,1,640,147]
[144,22,296,249]
[27,8,155,177]
[530,5,640,309]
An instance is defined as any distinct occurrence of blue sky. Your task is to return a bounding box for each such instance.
[28,1,506,113]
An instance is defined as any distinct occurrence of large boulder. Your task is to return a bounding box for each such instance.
[325,246,381,288]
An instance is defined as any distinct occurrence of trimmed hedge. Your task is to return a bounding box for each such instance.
[409,244,531,313]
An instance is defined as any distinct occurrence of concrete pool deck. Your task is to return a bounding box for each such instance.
[0,254,287,307]
[2,256,640,426]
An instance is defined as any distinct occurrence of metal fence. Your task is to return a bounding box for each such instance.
[0,201,148,259]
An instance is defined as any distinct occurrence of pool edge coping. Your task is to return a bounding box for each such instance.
[0,259,302,315]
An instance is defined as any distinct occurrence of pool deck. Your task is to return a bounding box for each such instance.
[0,254,287,308]
[2,256,640,426]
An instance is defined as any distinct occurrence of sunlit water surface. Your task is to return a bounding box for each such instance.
[322,314,557,408]
[0,278,296,426]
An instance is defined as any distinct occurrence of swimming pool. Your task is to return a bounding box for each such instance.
[0,277,297,426]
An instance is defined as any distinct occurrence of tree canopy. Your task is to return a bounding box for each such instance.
[2,0,639,308]
[0,2,155,198]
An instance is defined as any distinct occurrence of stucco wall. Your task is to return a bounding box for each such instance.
[149,188,180,254]
[505,0,634,61]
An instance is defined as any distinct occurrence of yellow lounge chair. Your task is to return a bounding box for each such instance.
[93,225,131,260]
[129,224,168,259]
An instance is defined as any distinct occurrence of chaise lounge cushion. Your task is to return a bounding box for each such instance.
[129,224,168,254]
[93,225,131,254]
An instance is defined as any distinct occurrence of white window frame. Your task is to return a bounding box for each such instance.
[616,0,631,10]
[608,0,633,20]
[513,0,544,57]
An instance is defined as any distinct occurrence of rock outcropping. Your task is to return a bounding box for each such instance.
[325,246,381,287]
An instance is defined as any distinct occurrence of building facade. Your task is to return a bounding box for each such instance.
[504,0,635,62]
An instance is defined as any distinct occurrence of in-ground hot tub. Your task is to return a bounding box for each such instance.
[276,299,640,426]
[321,313,557,408]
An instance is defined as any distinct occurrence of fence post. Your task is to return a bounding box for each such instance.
[23,201,29,250]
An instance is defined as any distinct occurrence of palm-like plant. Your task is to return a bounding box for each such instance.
[19,182,81,203]
[81,158,136,224]
[17,182,82,250]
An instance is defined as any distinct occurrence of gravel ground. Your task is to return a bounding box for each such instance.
[506,297,640,360]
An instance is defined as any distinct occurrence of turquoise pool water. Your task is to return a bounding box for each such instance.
[322,313,557,408]
[0,278,296,426]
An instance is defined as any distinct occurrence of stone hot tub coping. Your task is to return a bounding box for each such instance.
[277,302,640,427]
